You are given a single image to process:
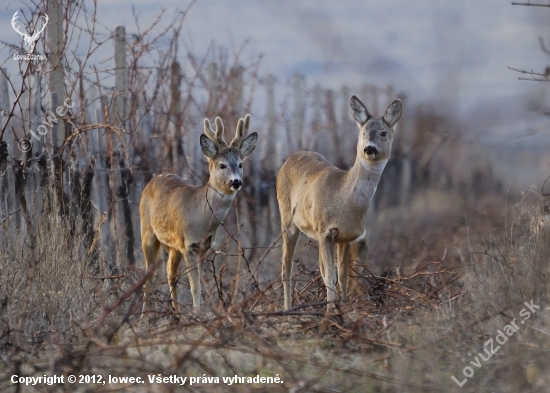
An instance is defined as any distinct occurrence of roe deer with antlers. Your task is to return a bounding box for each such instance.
[276,96,402,312]
[140,115,257,315]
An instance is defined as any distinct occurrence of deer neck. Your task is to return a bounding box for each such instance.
[203,182,235,223]
[344,155,388,205]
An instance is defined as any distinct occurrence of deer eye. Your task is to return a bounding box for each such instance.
[219,164,226,169]
[381,132,387,137]
[239,163,242,168]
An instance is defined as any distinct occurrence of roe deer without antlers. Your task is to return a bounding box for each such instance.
[276,96,402,312]
[140,115,257,315]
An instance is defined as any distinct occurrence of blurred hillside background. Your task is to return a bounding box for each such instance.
[0,0,547,268]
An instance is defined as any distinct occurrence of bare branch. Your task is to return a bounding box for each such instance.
[0,208,21,225]
[538,36,550,56]
[511,2,550,6]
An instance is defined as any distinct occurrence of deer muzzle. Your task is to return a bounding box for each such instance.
[229,179,242,190]
[364,145,378,158]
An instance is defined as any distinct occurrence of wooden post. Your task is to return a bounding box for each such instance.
[398,95,411,207]
[370,85,379,115]
[386,85,395,108]
[0,69,10,131]
[230,65,244,117]
[130,93,151,255]
[0,69,15,220]
[46,0,67,217]
[114,26,128,129]
[186,108,201,183]
[310,84,325,155]
[92,94,115,272]
[169,60,183,173]
[265,74,280,239]
[69,80,95,268]
[206,62,219,118]
[250,106,262,244]
[137,91,155,178]
[28,74,42,154]
[291,73,304,152]
[340,85,355,167]
[111,26,134,268]
[47,0,66,150]
[26,74,42,217]
[324,89,339,165]
[260,74,278,173]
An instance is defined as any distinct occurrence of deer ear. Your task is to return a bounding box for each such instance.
[239,132,258,159]
[383,99,402,127]
[350,96,370,125]
[200,134,217,159]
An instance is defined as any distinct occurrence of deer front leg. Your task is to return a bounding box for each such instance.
[337,243,351,301]
[167,247,183,312]
[282,223,300,310]
[141,232,160,322]
[319,229,338,313]
[183,244,202,310]
[349,239,368,297]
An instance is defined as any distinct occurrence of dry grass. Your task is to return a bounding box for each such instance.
[0,186,549,393]
[0,209,95,341]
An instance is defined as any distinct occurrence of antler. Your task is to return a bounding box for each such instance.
[30,14,49,41]
[230,114,251,148]
[11,11,27,39]
[203,117,227,147]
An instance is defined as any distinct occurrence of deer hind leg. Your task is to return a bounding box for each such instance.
[141,232,160,321]
[349,239,368,298]
[319,229,338,312]
[183,244,202,310]
[337,243,351,301]
[282,222,300,310]
[166,247,183,312]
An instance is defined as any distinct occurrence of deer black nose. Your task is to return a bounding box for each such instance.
[230,179,242,189]
[364,146,378,156]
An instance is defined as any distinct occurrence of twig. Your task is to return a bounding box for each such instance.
[539,36,550,56]
[253,310,325,317]
[0,208,21,225]
[82,274,127,280]
[542,173,550,196]
[0,62,32,141]
[250,301,331,317]
[512,1,550,6]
